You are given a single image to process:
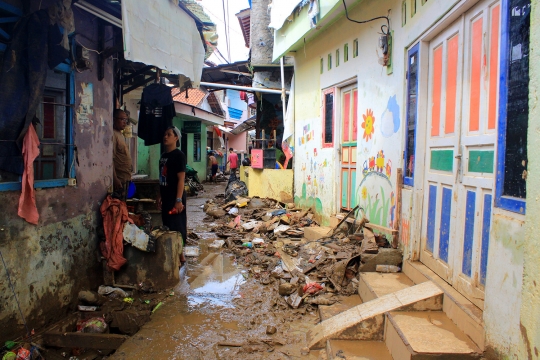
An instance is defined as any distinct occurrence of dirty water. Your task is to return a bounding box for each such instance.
[110,183,323,360]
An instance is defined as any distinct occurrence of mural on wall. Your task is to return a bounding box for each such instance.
[380,95,401,138]
[361,109,376,141]
[294,117,334,223]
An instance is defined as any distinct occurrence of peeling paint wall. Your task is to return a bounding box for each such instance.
[245,168,293,204]
[0,7,113,342]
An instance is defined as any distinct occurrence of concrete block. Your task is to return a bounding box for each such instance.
[304,226,332,241]
[115,231,182,290]
[359,248,403,272]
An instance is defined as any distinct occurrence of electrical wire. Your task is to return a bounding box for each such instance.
[341,0,390,35]
[221,0,231,63]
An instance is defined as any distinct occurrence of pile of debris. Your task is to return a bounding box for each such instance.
[1,285,173,360]
[203,197,403,311]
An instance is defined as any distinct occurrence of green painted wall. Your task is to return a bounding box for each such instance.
[519,2,540,359]
[136,117,208,180]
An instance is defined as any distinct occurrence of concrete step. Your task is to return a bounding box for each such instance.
[319,295,363,321]
[326,340,393,360]
[359,272,443,311]
[307,281,443,349]
[385,311,482,360]
[403,260,485,351]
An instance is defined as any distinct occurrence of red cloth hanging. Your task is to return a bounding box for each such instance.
[18,125,40,225]
[100,195,129,271]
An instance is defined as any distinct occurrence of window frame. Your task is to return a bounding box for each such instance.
[404,43,420,187]
[495,0,528,214]
[322,87,336,149]
[344,43,349,62]
[0,62,75,191]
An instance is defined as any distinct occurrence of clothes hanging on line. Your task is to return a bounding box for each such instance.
[138,83,176,146]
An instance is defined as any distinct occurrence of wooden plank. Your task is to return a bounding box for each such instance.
[307,281,443,349]
[393,168,403,248]
[42,332,128,350]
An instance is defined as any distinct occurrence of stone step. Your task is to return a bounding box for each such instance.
[307,281,443,349]
[403,260,485,351]
[359,272,443,311]
[326,340,393,360]
[385,311,482,360]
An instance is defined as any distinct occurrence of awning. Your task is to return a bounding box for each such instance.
[174,103,224,127]
[121,1,205,87]
[230,116,256,135]
[269,0,303,30]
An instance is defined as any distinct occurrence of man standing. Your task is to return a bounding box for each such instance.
[208,153,219,182]
[112,109,132,195]
[227,148,238,175]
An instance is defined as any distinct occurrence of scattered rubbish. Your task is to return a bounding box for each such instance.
[376,264,401,273]
[208,239,225,249]
[123,223,155,252]
[2,352,16,360]
[16,347,30,360]
[123,297,134,304]
[78,317,107,333]
[98,285,129,298]
[242,242,253,248]
[267,209,287,217]
[184,246,200,257]
[252,238,265,245]
[152,302,163,313]
[266,325,277,335]
[4,341,18,350]
[274,224,290,235]
[278,283,296,296]
[302,282,323,295]
[77,305,98,312]
[78,290,101,305]
[228,207,239,215]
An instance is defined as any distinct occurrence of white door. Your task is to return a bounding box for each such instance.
[420,0,500,310]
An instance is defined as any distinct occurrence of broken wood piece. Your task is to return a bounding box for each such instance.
[361,228,379,254]
[303,254,326,274]
[286,293,302,308]
[42,332,128,350]
[307,281,444,349]
[217,341,245,347]
[363,222,399,235]
[324,243,342,251]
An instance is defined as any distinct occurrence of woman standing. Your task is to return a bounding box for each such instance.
[158,126,187,263]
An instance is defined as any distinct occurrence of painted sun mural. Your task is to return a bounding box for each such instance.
[361,109,375,141]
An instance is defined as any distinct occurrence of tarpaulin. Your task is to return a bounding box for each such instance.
[100,195,129,271]
[121,0,205,87]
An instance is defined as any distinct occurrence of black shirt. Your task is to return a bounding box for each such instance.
[139,83,176,146]
[159,149,186,212]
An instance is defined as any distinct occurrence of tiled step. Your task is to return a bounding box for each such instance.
[403,260,485,351]
[385,311,482,360]
[359,272,443,311]
[307,281,443,349]
[319,295,363,321]
[326,340,393,360]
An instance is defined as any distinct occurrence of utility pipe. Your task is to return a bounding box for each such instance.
[280,57,287,124]
[199,82,289,95]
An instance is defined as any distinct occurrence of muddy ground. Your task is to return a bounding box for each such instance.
[109,182,325,360]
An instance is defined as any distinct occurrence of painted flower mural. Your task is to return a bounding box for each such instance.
[361,109,376,141]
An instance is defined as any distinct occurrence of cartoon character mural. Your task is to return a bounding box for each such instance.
[376,150,385,172]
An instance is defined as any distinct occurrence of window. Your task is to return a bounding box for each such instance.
[0,64,74,190]
[402,1,407,26]
[336,49,340,67]
[320,58,324,74]
[404,44,419,186]
[322,88,335,148]
[496,0,530,214]
[328,54,332,70]
[344,43,349,62]
[411,0,417,17]
[193,133,202,162]
[353,39,359,58]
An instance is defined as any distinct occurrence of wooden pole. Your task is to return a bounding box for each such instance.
[393,168,403,249]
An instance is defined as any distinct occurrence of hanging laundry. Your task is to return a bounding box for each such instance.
[308,0,319,29]
[18,125,40,225]
[138,83,176,146]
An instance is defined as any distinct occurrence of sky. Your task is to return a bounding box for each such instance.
[197,0,250,64]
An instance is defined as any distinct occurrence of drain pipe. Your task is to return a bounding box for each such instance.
[199,82,289,95]
[280,57,287,122]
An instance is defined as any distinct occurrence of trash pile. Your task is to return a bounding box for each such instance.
[1,285,174,360]
[203,197,402,311]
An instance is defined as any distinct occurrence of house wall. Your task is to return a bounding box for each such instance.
[173,118,208,178]
[0,8,113,342]
[290,0,528,356]
[518,3,540,359]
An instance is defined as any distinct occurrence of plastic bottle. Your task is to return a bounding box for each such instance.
[169,207,178,215]
[376,265,401,273]
[242,242,253,248]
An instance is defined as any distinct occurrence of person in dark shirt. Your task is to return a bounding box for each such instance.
[158,126,187,263]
